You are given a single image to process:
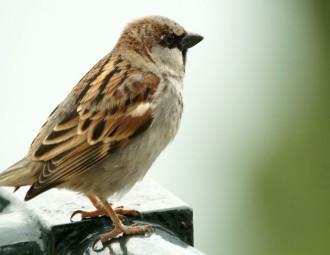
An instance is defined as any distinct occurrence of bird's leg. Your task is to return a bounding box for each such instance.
[94,198,154,245]
[70,194,142,221]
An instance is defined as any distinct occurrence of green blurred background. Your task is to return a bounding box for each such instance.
[0,1,329,254]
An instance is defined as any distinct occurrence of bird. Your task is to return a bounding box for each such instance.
[0,15,203,245]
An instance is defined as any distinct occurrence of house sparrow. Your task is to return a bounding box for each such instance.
[0,15,203,244]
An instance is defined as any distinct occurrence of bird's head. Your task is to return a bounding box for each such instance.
[116,16,203,74]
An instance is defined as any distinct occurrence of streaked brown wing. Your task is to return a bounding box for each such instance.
[25,53,159,200]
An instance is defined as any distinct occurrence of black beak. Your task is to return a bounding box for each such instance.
[180,33,203,50]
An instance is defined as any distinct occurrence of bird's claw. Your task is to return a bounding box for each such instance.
[114,207,143,218]
[92,236,103,251]
[70,210,84,222]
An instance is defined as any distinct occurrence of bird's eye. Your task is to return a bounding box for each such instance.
[163,34,175,47]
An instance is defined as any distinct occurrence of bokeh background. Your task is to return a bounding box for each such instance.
[0,1,329,254]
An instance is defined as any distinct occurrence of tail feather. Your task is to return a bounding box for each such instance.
[0,157,38,187]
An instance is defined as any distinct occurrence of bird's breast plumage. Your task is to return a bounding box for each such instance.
[65,72,184,199]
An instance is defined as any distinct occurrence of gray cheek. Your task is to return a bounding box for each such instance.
[160,49,175,65]
[152,46,183,72]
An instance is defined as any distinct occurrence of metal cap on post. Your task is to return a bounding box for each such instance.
[0,177,204,255]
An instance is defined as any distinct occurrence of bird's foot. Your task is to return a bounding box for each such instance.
[71,194,143,222]
[114,206,143,218]
[93,223,154,249]
[70,206,142,222]
[70,208,106,221]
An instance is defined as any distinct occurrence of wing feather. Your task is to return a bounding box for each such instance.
[26,53,159,200]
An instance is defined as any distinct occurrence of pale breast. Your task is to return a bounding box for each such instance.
[66,74,184,198]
